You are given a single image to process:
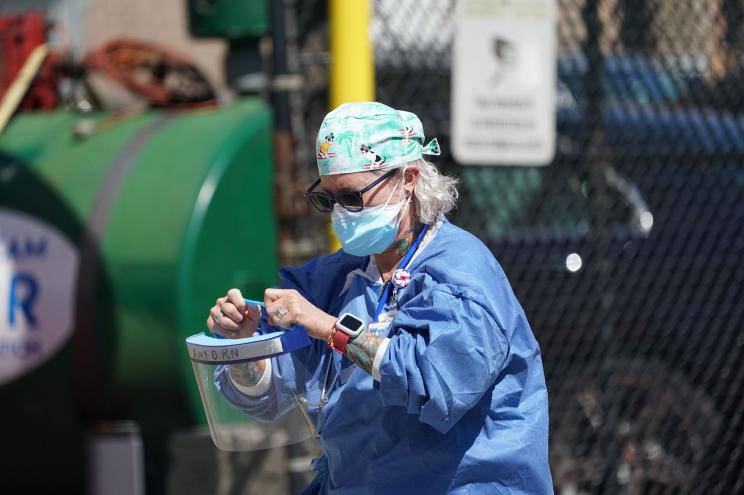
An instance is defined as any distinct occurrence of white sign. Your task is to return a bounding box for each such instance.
[0,209,79,384]
[452,0,557,166]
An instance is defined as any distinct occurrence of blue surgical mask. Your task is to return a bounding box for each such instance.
[331,179,410,257]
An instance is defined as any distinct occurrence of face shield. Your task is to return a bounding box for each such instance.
[186,327,326,451]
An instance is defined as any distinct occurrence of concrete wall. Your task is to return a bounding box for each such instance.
[1,0,227,89]
[85,0,226,88]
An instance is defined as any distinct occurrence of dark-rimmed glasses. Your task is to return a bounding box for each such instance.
[304,168,399,213]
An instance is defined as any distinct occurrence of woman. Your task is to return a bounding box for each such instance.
[207,102,553,494]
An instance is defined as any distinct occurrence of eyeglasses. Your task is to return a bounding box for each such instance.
[304,168,399,213]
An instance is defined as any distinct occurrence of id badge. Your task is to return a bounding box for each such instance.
[370,308,396,336]
[368,321,392,337]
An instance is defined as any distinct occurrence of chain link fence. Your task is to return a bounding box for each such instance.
[289,1,744,493]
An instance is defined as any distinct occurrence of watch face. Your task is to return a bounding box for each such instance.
[339,314,363,332]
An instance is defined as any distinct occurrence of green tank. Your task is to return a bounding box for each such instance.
[188,0,268,38]
[0,98,276,492]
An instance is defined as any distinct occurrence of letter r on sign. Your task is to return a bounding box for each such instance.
[8,273,38,328]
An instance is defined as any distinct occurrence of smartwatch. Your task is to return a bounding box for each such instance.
[335,313,366,337]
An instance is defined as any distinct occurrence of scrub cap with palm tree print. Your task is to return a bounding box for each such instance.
[316,102,441,176]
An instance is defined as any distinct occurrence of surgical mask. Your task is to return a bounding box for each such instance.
[331,177,410,257]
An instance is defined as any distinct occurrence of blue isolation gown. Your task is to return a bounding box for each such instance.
[216,218,553,494]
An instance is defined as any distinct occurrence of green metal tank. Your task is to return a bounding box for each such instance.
[0,98,276,492]
[188,0,268,38]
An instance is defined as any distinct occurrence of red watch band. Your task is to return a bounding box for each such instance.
[331,326,351,354]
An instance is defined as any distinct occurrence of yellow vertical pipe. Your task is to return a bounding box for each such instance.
[329,0,375,108]
[326,0,375,251]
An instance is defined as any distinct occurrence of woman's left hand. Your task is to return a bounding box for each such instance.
[264,288,337,341]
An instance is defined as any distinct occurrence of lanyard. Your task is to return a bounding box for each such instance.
[309,223,431,425]
[373,223,430,322]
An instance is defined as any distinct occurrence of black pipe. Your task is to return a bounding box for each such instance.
[724,0,743,49]
[620,0,655,51]
[271,0,291,133]
[581,1,620,491]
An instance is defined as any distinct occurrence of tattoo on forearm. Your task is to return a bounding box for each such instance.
[229,360,267,387]
[343,330,383,375]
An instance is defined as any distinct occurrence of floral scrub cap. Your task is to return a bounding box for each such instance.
[316,101,441,176]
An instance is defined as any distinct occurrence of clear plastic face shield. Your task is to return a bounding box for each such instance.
[186,327,331,451]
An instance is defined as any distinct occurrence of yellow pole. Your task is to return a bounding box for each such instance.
[326,0,375,252]
[329,0,375,108]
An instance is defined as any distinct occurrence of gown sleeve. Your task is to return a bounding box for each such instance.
[213,348,305,422]
[377,276,510,434]
[212,252,360,420]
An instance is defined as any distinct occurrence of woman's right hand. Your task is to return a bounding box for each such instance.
[206,288,262,339]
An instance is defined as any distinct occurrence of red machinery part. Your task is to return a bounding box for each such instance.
[0,10,58,110]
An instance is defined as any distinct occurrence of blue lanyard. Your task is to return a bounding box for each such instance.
[372,223,430,322]
[320,224,430,402]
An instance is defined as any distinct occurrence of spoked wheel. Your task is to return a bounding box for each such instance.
[550,360,721,495]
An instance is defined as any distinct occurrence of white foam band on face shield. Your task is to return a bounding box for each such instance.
[229,358,273,396]
[186,327,312,364]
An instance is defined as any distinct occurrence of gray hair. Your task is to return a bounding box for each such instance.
[404,157,459,224]
[374,158,459,224]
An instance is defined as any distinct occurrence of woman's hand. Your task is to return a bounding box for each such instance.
[206,288,262,339]
[264,288,337,341]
